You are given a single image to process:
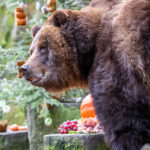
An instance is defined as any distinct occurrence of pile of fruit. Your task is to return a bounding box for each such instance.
[58,94,104,134]
[58,120,78,134]
[9,124,27,132]
[78,117,104,134]
[58,118,104,134]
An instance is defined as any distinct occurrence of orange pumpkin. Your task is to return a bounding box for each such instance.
[80,94,96,118]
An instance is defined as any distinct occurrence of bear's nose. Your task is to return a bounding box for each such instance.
[20,65,29,75]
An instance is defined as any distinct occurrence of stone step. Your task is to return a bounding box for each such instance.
[43,133,109,150]
[0,131,29,150]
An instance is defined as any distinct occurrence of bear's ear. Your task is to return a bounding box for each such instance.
[31,25,41,38]
[52,10,70,27]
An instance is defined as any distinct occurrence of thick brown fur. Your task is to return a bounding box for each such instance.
[89,0,150,149]
[19,0,150,149]
[90,0,121,13]
[20,2,106,92]
[20,0,121,92]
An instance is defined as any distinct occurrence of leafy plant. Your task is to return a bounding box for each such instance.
[0,0,90,125]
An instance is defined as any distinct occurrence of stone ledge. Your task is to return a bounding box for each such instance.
[0,131,29,150]
[43,133,109,150]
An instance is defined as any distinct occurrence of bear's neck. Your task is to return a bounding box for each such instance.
[77,46,96,81]
[90,0,122,12]
[61,7,101,87]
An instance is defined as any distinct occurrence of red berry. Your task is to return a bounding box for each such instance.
[59,120,79,134]
[64,125,68,129]
[73,127,77,131]
[68,127,71,131]
[71,124,76,128]
[67,124,71,129]
[60,124,64,128]
[60,130,65,134]
[67,121,71,125]
[58,128,61,132]
[73,120,78,124]
[64,129,68,134]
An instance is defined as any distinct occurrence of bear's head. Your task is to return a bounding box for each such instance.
[20,8,101,92]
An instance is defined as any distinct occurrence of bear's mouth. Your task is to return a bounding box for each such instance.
[30,77,41,83]
[25,75,42,84]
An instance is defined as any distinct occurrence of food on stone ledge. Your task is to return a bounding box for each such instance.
[19,126,28,131]
[78,117,104,134]
[80,94,96,118]
[15,7,26,26]
[58,120,78,134]
[58,118,104,134]
[9,124,27,131]
[9,124,19,131]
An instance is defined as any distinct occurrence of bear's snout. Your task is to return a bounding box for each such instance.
[19,65,32,81]
[20,65,29,75]
[20,64,43,84]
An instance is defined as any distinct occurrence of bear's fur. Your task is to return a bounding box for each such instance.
[89,0,150,149]
[20,0,118,92]
[20,0,150,149]
[22,7,101,92]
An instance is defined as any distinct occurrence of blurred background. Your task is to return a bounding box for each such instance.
[0,0,90,126]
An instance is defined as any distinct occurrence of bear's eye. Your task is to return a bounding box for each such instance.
[39,47,48,64]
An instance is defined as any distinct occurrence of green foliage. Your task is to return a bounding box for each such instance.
[44,139,84,150]
[0,101,7,120]
[57,0,90,10]
[0,6,14,48]
[0,0,90,125]
[5,105,25,125]
[62,89,89,102]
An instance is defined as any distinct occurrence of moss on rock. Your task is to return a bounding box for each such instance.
[43,134,109,150]
[0,131,29,150]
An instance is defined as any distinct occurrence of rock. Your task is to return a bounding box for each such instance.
[0,131,29,150]
[43,133,109,150]
[27,103,81,150]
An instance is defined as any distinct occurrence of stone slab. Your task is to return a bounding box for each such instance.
[0,131,29,150]
[43,133,109,150]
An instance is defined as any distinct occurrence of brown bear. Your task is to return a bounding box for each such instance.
[20,0,150,149]
[20,0,118,92]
